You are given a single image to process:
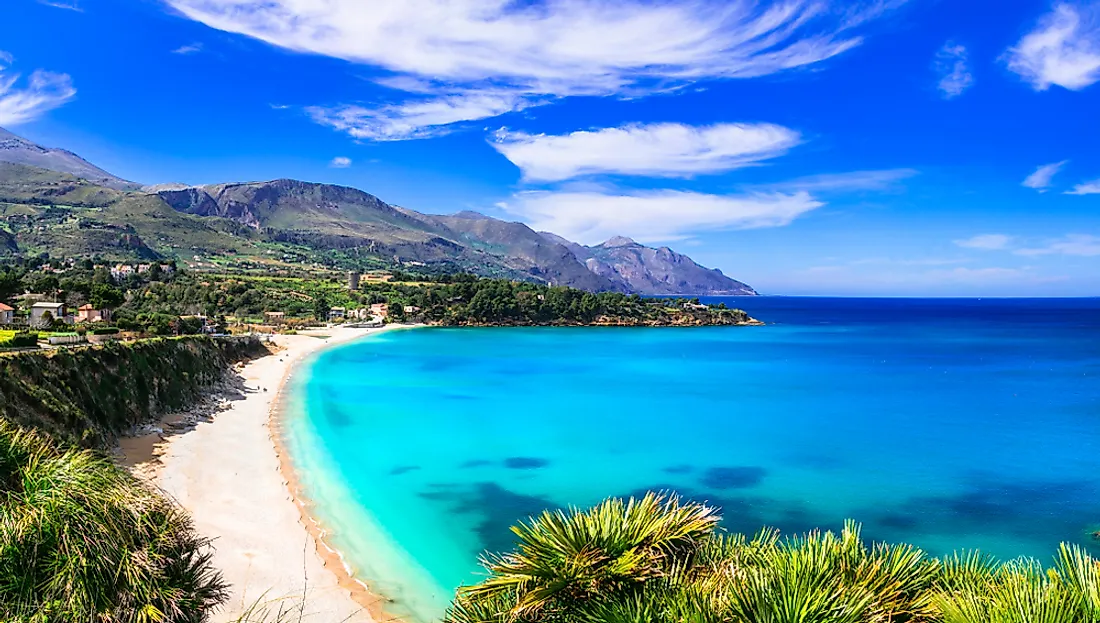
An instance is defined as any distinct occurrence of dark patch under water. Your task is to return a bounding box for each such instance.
[419,481,558,556]
[503,457,550,470]
[699,466,768,490]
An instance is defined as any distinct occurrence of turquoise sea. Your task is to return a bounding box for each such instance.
[282,297,1100,622]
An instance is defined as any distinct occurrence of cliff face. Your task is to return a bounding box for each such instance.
[0,336,268,447]
[549,235,758,296]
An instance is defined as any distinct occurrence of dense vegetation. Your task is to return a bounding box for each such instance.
[447,493,1100,623]
[0,421,227,622]
[0,262,753,332]
[0,336,267,447]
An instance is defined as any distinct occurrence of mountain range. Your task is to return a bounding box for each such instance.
[0,127,755,295]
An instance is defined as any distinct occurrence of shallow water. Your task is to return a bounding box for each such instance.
[283,297,1100,622]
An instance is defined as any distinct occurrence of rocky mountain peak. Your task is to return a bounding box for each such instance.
[601,235,638,248]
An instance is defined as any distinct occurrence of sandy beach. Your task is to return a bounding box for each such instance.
[123,326,404,622]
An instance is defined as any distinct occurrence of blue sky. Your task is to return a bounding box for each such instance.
[3,0,1099,296]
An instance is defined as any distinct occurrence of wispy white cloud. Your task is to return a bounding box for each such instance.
[329,156,352,168]
[1022,160,1068,191]
[172,42,204,55]
[955,233,1014,250]
[492,122,801,182]
[497,188,822,245]
[1005,3,1100,91]
[165,0,907,140]
[760,168,918,193]
[1065,177,1100,194]
[1016,234,1100,256]
[307,91,529,141]
[37,0,82,11]
[0,52,76,126]
[935,41,973,98]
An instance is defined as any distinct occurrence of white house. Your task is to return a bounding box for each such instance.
[30,302,66,327]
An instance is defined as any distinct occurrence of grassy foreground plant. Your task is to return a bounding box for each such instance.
[0,420,228,622]
[447,493,1100,623]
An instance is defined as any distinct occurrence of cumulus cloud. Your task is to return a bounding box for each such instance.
[1022,160,1068,191]
[954,234,1014,250]
[0,53,77,126]
[329,156,352,168]
[1005,3,1100,91]
[1016,234,1100,256]
[935,41,973,98]
[492,122,801,182]
[497,188,822,245]
[1065,177,1100,194]
[165,0,907,140]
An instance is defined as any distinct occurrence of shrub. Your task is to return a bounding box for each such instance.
[447,493,1100,623]
[0,421,229,620]
[0,332,37,348]
[90,327,120,335]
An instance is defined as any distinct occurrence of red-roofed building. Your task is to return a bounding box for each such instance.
[0,303,13,325]
[76,304,109,323]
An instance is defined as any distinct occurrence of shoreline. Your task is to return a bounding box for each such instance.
[270,325,424,623]
[124,325,414,622]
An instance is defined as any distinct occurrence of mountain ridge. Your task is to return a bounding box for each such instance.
[0,127,757,296]
[0,127,138,191]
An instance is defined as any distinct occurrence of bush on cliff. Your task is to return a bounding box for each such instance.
[0,420,228,622]
[0,336,267,447]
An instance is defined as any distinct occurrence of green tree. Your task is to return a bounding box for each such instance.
[312,292,330,321]
[32,275,59,294]
[0,271,22,304]
[89,284,125,309]
[389,302,406,322]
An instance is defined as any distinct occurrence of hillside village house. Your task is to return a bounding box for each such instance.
[76,304,110,323]
[0,303,13,325]
[30,302,66,327]
[111,263,175,282]
[328,307,346,321]
[110,264,136,281]
[369,303,389,317]
[403,305,420,314]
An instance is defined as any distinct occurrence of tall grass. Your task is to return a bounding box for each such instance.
[0,420,228,622]
[447,492,1100,623]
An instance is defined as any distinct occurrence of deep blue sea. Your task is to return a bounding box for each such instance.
[283,297,1100,622]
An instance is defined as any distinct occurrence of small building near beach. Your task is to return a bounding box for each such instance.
[328,307,346,321]
[264,311,286,324]
[369,303,389,318]
[0,303,13,325]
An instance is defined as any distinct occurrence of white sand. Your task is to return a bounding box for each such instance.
[149,326,401,622]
